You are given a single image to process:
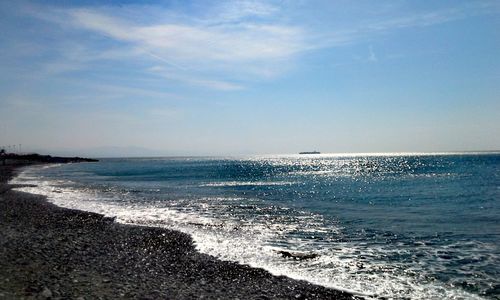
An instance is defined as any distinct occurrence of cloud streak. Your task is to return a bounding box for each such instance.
[19,0,500,90]
[318,1,500,49]
[67,9,306,62]
[25,1,310,90]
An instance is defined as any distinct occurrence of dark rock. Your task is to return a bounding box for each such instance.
[277,250,319,260]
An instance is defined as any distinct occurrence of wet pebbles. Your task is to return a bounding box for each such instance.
[0,164,353,299]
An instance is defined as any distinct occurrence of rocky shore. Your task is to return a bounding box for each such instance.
[1,153,98,164]
[0,162,354,299]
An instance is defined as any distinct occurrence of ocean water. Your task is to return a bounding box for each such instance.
[11,153,500,299]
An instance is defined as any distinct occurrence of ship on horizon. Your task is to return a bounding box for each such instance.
[299,151,321,155]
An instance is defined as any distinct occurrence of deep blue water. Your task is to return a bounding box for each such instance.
[13,153,500,299]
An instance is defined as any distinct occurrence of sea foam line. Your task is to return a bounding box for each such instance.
[9,165,487,300]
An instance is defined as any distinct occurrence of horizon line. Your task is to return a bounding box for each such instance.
[84,150,500,159]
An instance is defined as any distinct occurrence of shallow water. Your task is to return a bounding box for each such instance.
[12,153,500,299]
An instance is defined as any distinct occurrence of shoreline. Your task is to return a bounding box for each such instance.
[0,162,354,299]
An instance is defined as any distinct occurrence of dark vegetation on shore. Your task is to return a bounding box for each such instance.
[0,162,355,299]
[1,152,98,164]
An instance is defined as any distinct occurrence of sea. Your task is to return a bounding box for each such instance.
[11,153,500,299]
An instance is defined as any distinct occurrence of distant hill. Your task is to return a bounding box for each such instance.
[1,153,98,163]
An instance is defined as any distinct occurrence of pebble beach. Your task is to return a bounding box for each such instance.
[0,162,353,299]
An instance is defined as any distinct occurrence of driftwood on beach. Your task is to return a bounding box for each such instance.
[277,250,320,260]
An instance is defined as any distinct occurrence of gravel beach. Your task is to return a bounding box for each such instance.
[0,163,355,299]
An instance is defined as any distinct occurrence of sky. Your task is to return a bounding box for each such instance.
[1,0,499,156]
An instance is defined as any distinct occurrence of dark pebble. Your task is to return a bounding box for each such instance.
[0,164,353,299]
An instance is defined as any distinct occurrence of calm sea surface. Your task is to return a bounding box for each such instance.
[12,153,500,299]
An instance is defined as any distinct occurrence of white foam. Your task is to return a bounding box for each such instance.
[10,165,488,300]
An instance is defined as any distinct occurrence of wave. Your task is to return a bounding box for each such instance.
[9,165,490,300]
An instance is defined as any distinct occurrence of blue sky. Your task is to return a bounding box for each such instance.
[1,0,499,156]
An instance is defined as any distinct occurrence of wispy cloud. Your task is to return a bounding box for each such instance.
[2,1,499,153]
[319,1,500,49]
[24,2,308,90]
[212,0,279,23]
[17,0,500,90]
[148,66,243,91]
[66,8,306,63]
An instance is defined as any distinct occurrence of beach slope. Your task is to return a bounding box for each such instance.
[0,163,353,299]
